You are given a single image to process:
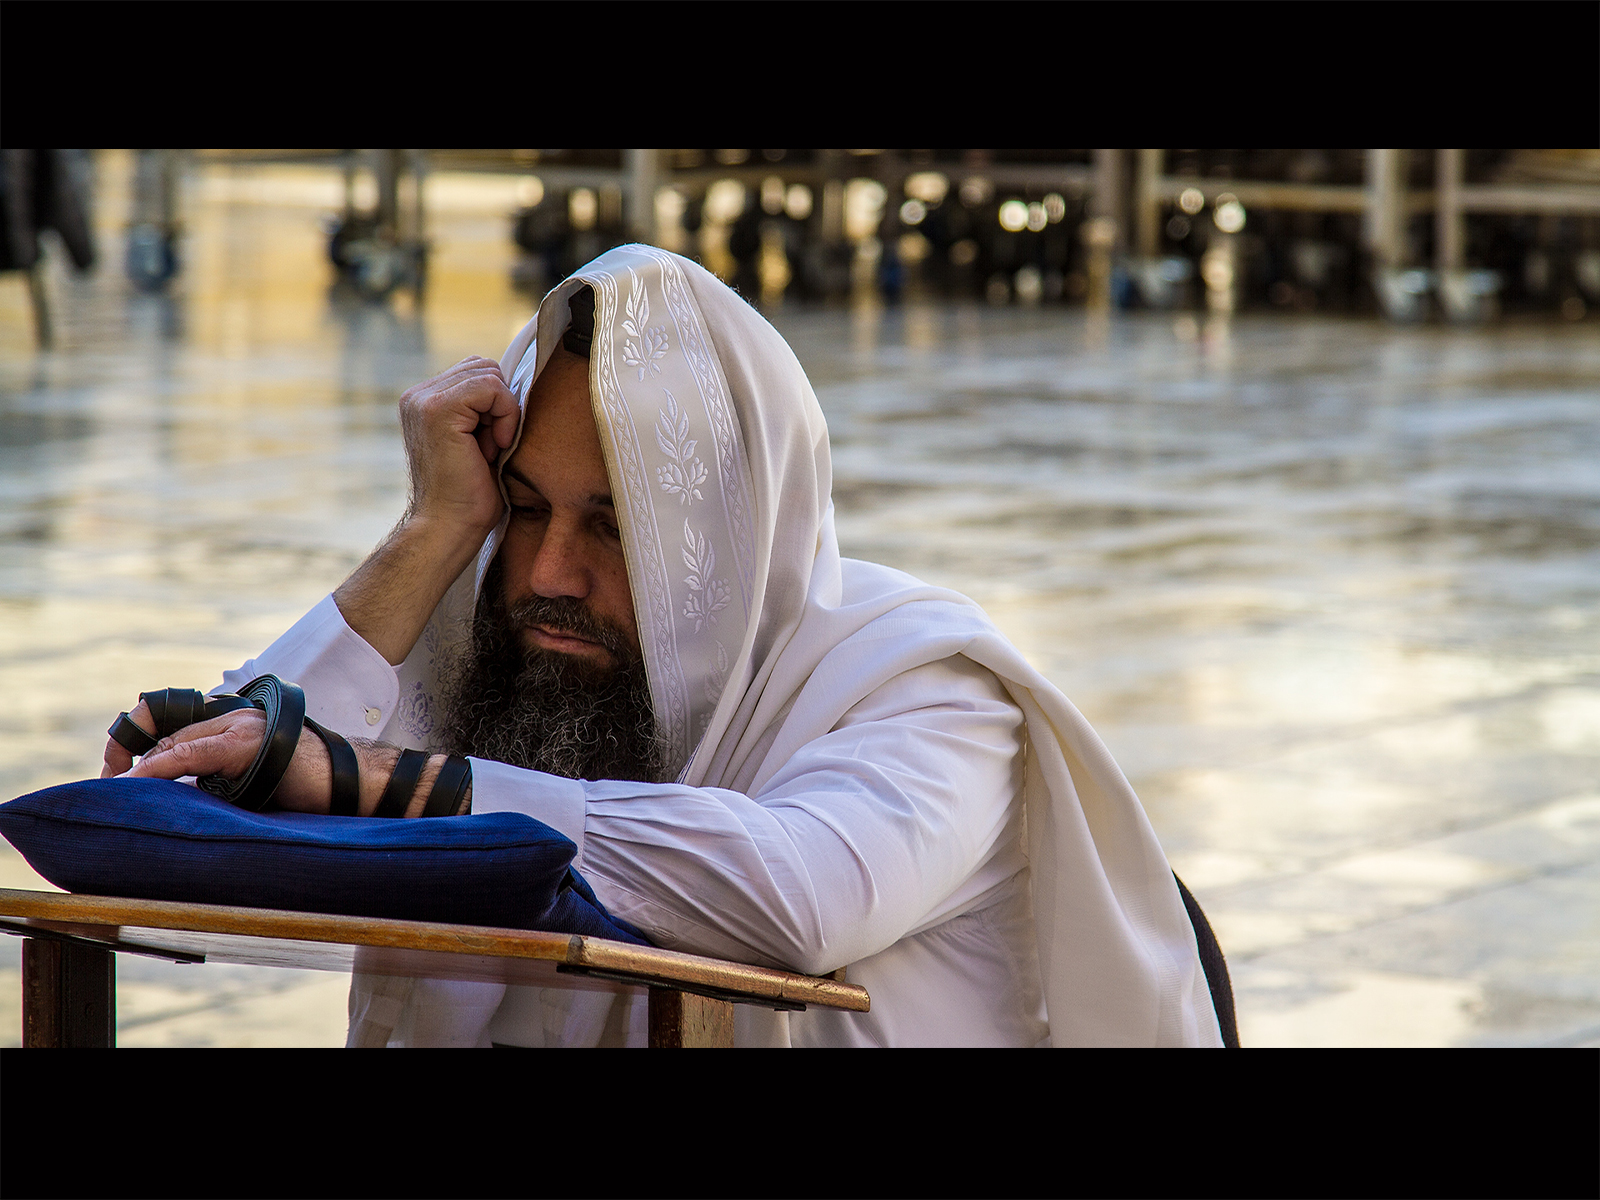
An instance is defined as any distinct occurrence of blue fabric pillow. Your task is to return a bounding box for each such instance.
[0,777,648,945]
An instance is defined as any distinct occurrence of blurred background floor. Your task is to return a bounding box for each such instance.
[1,152,1596,1047]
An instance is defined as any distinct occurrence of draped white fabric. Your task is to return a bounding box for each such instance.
[286,245,1219,1046]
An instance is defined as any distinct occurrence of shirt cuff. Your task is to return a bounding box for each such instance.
[219,593,401,740]
[466,758,590,865]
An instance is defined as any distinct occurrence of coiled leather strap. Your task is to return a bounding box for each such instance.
[197,675,306,812]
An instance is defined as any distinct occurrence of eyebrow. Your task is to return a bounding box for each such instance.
[503,465,614,509]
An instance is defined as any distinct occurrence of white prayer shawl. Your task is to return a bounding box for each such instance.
[352,245,1220,1047]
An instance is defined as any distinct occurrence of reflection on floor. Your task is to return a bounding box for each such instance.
[1,153,1596,1046]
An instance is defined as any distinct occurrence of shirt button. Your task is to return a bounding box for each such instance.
[365,707,382,726]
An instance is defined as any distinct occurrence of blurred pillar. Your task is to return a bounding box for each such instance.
[1090,149,1127,309]
[1436,148,1496,321]
[1364,148,1405,270]
[1092,149,1127,249]
[1134,148,1163,260]
[1436,148,1464,274]
[624,148,661,243]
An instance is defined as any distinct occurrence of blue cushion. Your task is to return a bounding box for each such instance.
[0,778,648,945]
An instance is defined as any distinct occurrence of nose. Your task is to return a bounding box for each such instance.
[524,518,592,601]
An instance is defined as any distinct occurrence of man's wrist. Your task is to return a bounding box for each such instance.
[333,512,491,666]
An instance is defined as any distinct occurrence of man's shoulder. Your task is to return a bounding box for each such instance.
[836,557,999,637]
[797,559,1015,706]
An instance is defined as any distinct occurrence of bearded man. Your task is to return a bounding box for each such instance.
[107,246,1225,1047]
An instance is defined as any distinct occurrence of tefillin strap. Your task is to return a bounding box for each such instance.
[562,285,595,358]
[109,675,468,818]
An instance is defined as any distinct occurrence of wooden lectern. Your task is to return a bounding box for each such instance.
[0,888,869,1048]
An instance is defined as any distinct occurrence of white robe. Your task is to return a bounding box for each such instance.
[222,246,1223,1047]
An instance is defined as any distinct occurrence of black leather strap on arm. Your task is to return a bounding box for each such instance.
[421,755,471,818]
[375,748,429,819]
[305,718,361,817]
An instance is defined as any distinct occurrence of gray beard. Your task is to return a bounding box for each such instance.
[438,561,664,784]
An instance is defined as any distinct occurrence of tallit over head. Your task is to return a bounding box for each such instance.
[406,244,1219,1046]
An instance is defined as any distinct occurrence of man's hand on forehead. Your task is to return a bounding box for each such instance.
[399,356,521,539]
[333,357,522,667]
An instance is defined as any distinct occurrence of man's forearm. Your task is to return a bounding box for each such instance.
[333,515,487,666]
[351,740,472,816]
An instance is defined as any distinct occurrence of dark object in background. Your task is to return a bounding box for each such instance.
[125,224,177,291]
[0,149,96,273]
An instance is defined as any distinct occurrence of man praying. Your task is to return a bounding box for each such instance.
[105,246,1224,1047]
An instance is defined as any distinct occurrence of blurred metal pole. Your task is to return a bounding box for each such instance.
[130,150,179,232]
[1134,148,1163,260]
[341,150,357,222]
[26,264,51,348]
[374,149,401,242]
[819,149,846,246]
[402,149,427,247]
[1436,148,1464,274]
[127,149,182,292]
[624,149,660,244]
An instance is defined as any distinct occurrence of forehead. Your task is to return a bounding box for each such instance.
[505,349,609,487]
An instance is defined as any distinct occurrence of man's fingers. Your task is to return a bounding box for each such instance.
[102,739,132,778]
[124,732,241,782]
[446,371,517,419]
[487,388,521,450]
[122,711,266,783]
[102,698,156,778]
[475,422,501,464]
[424,357,501,389]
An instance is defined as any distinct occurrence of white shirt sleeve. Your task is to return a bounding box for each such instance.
[218,594,401,740]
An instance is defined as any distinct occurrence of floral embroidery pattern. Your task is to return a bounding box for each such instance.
[650,248,756,606]
[397,679,434,740]
[589,270,691,765]
[621,269,669,380]
[704,641,730,709]
[681,519,731,632]
[655,390,707,505]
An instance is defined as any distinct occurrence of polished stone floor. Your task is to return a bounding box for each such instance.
[1,154,1596,1046]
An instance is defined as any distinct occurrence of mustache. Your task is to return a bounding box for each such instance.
[503,593,634,661]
